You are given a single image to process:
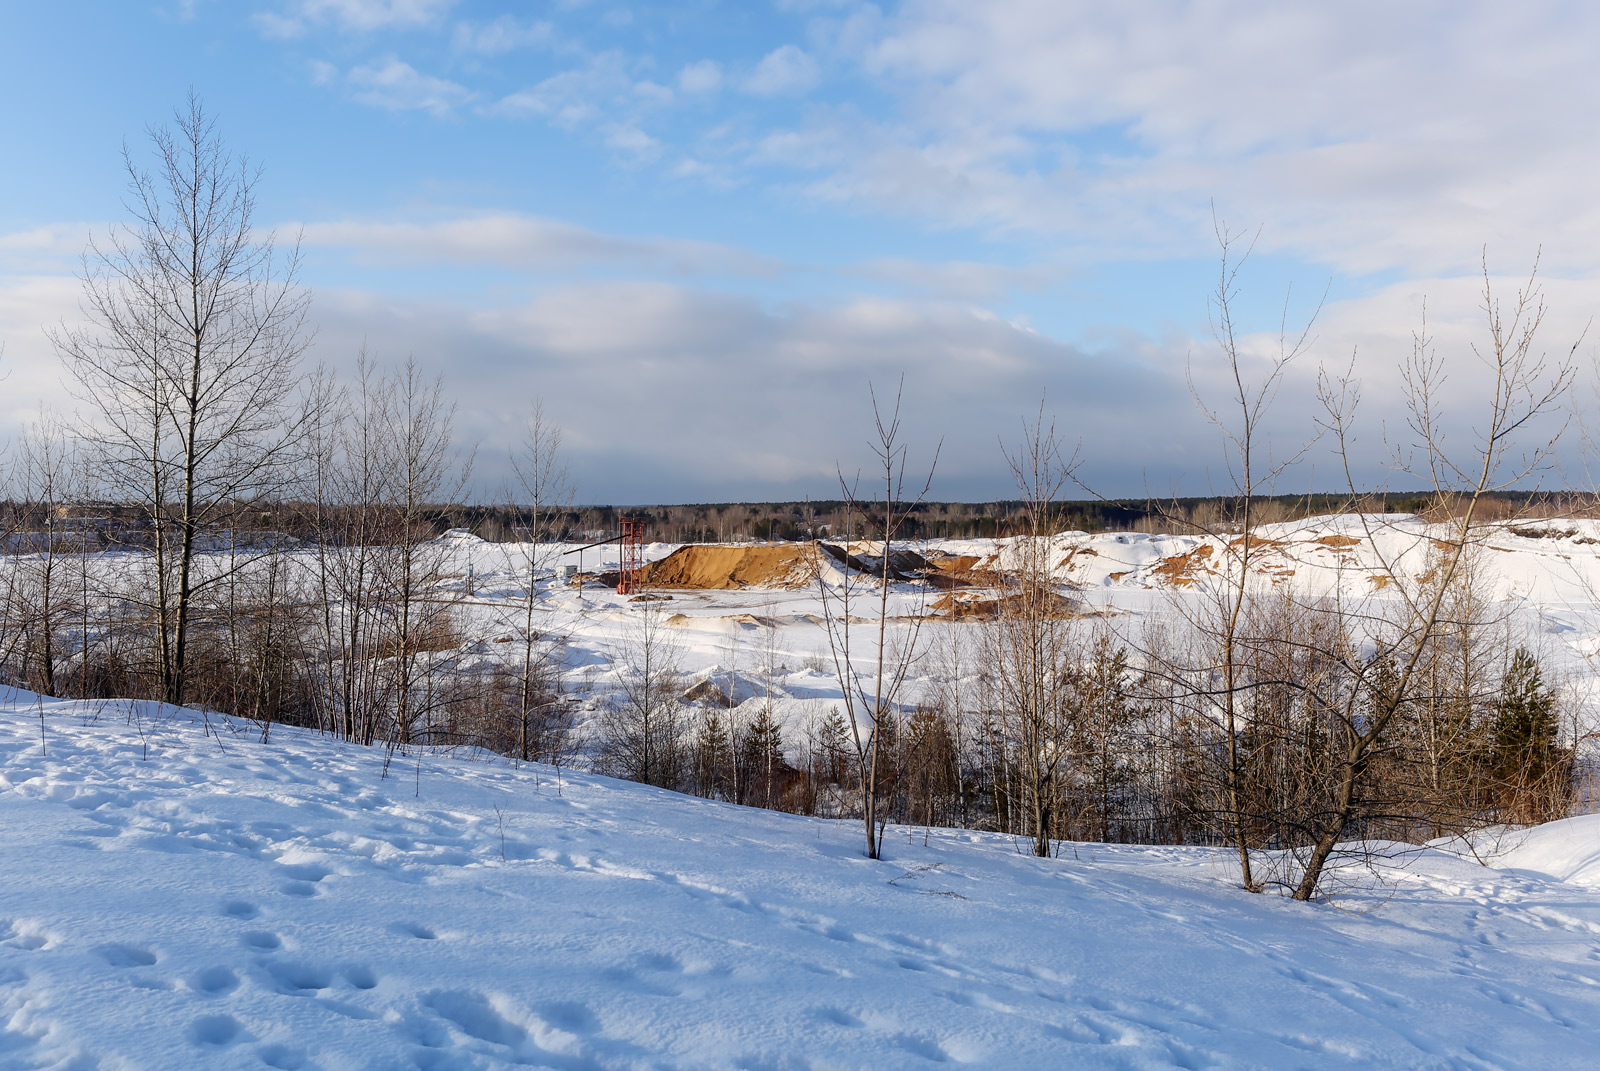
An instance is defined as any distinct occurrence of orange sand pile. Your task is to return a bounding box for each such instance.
[640,544,822,590]
[930,591,1080,620]
[1152,544,1215,587]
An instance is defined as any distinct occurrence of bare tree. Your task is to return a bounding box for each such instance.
[53,94,314,706]
[370,358,472,747]
[305,355,469,749]
[599,602,688,788]
[1303,255,1578,900]
[9,413,89,697]
[310,354,391,744]
[818,383,938,859]
[987,402,1078,856]
[1166,220,1323,892]
[506,401,574,763]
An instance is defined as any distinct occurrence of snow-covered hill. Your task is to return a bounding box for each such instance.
[4,691,1600,1069]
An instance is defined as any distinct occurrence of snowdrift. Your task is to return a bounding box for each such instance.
[1492,814,1600,886]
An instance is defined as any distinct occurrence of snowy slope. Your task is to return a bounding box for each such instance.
[4,694,1600,1069]
[1491,814,1600,887]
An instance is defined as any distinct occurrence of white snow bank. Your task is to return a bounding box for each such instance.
[4,692,1600,1069]
[1491,813,1600,886]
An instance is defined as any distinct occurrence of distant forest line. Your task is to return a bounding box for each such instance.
[11,490,1587,548]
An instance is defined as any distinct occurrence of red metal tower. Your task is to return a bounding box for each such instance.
[618,517,646,594]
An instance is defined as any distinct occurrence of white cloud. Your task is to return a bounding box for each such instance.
[251,11,306,38]
[3,234,1587,498]
[848,257,1063,301]
[255,0,458,36]
[781,1,1600,277]
[491,53,635,126]
[0,224,92,273]
[451,15,555,55]
[632,81,674,107]
[347,57,473,115]
[301,280,1167,499]
[743,45,821,96]
[0,274,94,430]
[603,124,662,159]
[296,214,783,277]
[677,60,723,95]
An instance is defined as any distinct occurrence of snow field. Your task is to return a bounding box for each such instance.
[17,513,1600,761]
[4,694,1600,1069]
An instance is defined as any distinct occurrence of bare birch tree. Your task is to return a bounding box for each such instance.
[599,602,688,788]
[53,94,314,706]
[370,358,471,747]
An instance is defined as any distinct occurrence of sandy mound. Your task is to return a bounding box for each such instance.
[640,544,823,590]
[922,552,1007,589]
[930,591,1080,620]
[1152,544,1215,587]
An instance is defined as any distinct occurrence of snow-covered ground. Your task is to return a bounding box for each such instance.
[437,513,1600,747]
[14,511,1600,759]
[4,693,1600,1070]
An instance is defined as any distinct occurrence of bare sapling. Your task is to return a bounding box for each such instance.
[10,413,88,697]
[599,601,688,789]
[817,382,939,859]
[507,400,574,764]
[988,400,1079,856]
[1162,218,1325,892]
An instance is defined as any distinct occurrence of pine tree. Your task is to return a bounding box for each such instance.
[1069,635,1137,842]
[692,706,733,800]
[904,705,960,832]
[740,706,785,809]
[1488,647,1568,822]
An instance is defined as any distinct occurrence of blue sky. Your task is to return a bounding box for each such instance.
[1,1,1595,502]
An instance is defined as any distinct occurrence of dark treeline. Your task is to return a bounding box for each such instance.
[474,489,1586,543]
[7,490,1582,551]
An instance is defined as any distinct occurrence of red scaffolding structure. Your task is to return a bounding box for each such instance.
[617,517,646,594]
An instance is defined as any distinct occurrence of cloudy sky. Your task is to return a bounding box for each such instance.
[1,1,1595,503]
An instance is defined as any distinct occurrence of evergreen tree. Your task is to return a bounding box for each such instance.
[1488,647,1568,821]
[740,706,785,809]
[904,705,960,832]
[692,706,733,800]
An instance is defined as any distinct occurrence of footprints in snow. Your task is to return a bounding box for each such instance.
[0,918,56,953]
[599,950,729,999]
[192,966,241,995]
[158,897,397,1061]
[258,1043,311,1070]
[277,861,332,899]
[807,1004,972,1065]
[411,988,603,1069]
[96,942,156,968]
[187,1013,246,1047]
